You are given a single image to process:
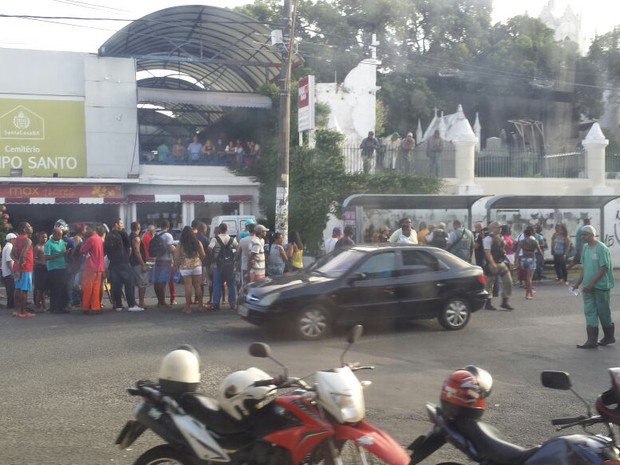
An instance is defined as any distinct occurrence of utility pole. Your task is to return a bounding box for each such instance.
[275,0,292,243]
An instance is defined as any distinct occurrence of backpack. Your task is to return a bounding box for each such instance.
[104,230,124,258]
[148,231,167,258]
[430,229,449,249]
[215,236,235,271]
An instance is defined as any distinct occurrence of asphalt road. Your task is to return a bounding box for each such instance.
[1,271,619,465]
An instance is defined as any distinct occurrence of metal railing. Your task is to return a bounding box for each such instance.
[341,144,587,178]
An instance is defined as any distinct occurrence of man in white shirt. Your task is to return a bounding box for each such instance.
[249,225,268,282]
[237,223,255,287]
[2,233,16,309]
[324,227,342,255]
[388,218,418,244]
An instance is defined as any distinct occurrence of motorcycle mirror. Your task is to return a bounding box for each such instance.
[248,342,271,358]
[541,371,572,390]
[348,325,364,344]
[340,325,363,366]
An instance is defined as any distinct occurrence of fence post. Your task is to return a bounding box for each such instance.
[453,105,483,194]
[583,122,612,195]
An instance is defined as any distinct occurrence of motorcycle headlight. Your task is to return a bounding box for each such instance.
[258,292,280,307]
[331,393,362,423]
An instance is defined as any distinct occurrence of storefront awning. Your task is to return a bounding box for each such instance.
[127,194,253,203]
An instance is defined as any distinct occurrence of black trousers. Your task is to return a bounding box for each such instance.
[108,262,136,308]
[3,274,15,308]
[48,268,68,313]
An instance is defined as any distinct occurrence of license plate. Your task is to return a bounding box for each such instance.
[238,305,249,317]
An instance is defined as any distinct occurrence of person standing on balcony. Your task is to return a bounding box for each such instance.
[427,129,443,176]
[187,134,203,163]
[398,132,415,172]
[360,131,380,174]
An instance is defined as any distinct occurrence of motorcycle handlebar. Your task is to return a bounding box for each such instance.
[551,416,587,426]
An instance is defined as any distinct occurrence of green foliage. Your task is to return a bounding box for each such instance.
[254,128,441,255]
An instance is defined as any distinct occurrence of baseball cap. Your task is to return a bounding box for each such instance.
[333,226,342,234]
[255,224,269,233]
[5,233,16,240]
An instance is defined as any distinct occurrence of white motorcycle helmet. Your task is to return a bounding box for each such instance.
[54,219,68,232]
[158,347,201,396]
[218,367,276,421]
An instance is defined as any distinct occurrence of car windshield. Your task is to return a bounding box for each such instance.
[311,249,366,278]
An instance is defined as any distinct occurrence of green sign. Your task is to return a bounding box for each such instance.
[0,98,86,177]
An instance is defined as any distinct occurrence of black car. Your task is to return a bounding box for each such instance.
[238,244,488,340]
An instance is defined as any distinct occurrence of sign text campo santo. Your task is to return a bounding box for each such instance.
[0,99,86,177]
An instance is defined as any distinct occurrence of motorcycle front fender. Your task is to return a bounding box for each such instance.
[333,421,410,465]
[115,420,147,449]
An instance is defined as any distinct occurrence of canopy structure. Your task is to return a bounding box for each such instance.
[99,5,303,134]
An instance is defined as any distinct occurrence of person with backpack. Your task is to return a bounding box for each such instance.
[426,222,449,249]
[446,219,474,262]
[207,222,238,311]
[150,220,175,308]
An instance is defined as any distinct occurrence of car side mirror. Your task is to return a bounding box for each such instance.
[541,371,572,390]
[348,272,367,284]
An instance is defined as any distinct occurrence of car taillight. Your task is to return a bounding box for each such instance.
[476,273,486,286]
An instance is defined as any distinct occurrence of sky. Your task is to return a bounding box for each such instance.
[0,0,618,54]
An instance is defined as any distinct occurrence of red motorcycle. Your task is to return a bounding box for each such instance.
[116,327,410,465]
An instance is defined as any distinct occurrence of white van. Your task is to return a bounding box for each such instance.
[209,215,256,238]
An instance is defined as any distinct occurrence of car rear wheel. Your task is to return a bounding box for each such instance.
[292,305,331,340]
[438,298,471,330]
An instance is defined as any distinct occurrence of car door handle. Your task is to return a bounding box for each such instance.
[384,288,395,294]
[436,283,445,287]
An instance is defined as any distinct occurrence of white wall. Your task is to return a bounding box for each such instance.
[0,48,138,179]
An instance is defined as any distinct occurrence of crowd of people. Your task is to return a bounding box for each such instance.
[147,135,261,167]
[1,217,309,318]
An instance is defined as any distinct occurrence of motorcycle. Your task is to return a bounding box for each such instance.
[409,366,620,465]
[115,325,410,465]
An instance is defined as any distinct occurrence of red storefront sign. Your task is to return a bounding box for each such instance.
[0,184,121,199]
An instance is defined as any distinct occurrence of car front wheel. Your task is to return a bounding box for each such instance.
[438,298,471,330]
[292,305,331,340]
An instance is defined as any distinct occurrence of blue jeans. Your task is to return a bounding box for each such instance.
[212,266,236,307]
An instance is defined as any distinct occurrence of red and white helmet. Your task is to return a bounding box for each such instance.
[440,366,492,420]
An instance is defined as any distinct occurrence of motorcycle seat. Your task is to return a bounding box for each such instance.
[179,393,250,435]
[454,417,541,465]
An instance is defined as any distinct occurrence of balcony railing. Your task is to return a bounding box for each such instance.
[341,144,587,178]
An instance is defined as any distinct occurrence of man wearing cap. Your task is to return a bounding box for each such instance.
[324,227,342,255]
[249,225,268,283]
[572,225,615,349]
[2,233,17,309]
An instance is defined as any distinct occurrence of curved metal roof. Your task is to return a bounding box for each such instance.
[99,5,301,94]
[98,5,303,132]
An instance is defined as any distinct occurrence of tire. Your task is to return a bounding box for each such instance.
[438,297,471,330]
[134,445,195,465]
[292,305,331,340]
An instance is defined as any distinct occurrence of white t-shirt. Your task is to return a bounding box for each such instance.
[2,242,13,277]
[238,234,254,271]
[324,237,338,254]
[156,231,174,261]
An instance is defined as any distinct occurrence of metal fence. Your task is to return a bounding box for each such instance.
[341,144,586,178]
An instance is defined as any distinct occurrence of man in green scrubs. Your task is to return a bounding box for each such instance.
[572,225,615,349]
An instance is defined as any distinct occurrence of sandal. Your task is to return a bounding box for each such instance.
[183,308,192,315]
[17,312,35,318]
